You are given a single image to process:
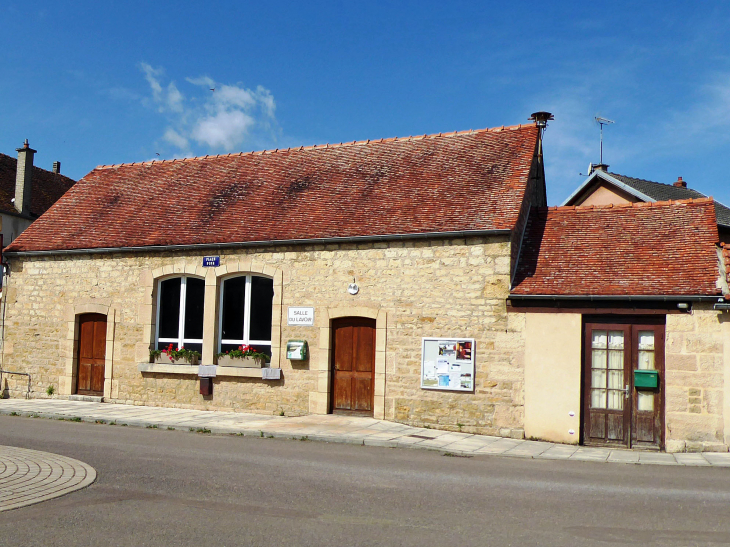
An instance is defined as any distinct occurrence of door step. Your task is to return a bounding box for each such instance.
[68,395,104,403]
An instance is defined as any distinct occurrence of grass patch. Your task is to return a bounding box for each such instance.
[95,419,106,424]
[9,411,19,416]
[191,427,211,434]
[146,424,158,429]
[167,426,176,431]
[443,452,472,458]
[69,417,83,422]
[300,436,309,441]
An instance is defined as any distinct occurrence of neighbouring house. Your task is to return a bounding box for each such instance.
[0,140,76,247]
[510,198,730,452]
[0,116,547,440]
[562,164,730,243]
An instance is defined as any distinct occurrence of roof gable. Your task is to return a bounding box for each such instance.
[511,198,721,297]
[563,170,730,227]
[5,125,539,253]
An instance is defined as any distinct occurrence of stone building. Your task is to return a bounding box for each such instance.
[0,140,75,247]
[1,120,546,438]
[3,117,730,452]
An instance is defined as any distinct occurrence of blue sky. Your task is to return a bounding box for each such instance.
[1,1,729,205]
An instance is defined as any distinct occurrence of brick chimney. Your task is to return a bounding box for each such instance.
[52,161,60,174]
[15,139,36,216]
[673,176,686,188]
[589,163,609,174]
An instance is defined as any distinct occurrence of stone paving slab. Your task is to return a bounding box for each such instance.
[1,399,730,468]
[0,445,96,512]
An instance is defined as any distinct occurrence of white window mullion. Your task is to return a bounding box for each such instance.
[218,281,225,353]
[178,277,187,348]
[243,275,252,345]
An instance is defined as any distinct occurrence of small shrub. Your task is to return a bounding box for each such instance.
[46,385,55,397]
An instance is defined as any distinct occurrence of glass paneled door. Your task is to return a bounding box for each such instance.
[583,321,665,449]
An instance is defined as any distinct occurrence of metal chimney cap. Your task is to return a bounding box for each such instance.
[529,112,554,128]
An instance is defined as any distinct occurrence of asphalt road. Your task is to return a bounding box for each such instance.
[1,415,730,547]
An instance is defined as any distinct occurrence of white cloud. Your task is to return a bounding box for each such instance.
[139,64,277,155]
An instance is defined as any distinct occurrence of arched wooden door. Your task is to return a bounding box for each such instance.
[331,317,376,416]
[76,313,107,396]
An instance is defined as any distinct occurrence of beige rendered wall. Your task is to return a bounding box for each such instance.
[0,236,526,437]
[524,313,582,444]
[577,183,639,207]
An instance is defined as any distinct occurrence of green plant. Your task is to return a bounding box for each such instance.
[95,419,106,424]
[260,430,264,437]
[9,411,19,416]
[215,344,270,363]
[160,344,201,363]
[456,422,464,432]
[149,349,162,361]
[46,385,55,396]
[300,436,309,441]
[195,427,211,434]
[69,417,82,422]
[167,426,175,431]
[146,424,158,429]
[109,421,117,426]
[278,409,285,416]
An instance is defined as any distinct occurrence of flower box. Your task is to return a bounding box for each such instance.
[153,353,199,366]
[217,355,266,368]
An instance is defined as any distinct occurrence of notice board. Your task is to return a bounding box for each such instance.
[421,337,475,392]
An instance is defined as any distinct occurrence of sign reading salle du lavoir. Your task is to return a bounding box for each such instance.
[287,307,315,326]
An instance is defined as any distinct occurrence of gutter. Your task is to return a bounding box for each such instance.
[508,294,721,303]
[3,229,512,258]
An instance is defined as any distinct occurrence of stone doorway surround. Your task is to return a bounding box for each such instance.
[60,299,118,399]
[309,306,388,419]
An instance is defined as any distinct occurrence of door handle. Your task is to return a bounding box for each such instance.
[623,384,630,399]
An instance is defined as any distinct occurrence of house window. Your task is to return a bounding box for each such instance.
[156,276,205,353]
[219,275,273,356]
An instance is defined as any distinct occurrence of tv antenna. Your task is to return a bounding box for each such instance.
[594,116,614,165]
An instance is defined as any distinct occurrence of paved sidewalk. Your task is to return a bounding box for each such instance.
[0,445,96,512]
[1,399,730,468]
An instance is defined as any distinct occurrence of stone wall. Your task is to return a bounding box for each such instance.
[1,235,525,437]
[665,305,728,452]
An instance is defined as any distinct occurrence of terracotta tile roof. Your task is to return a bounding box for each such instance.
[0,153,75,218]
[511,198,721,297]
[5,125,539,253]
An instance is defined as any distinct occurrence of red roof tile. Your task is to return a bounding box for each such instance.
[5,125,539,253]
[511,198,721,297]
[0,153,75,218]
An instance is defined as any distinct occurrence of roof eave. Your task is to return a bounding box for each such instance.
[4,228,512,258]
[508,293,720,302]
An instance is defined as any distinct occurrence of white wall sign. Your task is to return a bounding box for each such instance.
[262,368,282,380]
[287,307,315,326]
[421,337,475,392]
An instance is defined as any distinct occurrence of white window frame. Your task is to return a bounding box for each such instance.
[218,274,273,353]
[156,276,204,350]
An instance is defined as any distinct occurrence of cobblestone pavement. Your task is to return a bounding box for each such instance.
[0,445,96,512]
[2,399,730,467]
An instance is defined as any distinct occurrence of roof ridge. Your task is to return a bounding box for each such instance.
[93,123,535,170]
[610,171,699,191]
[543,197,714,213]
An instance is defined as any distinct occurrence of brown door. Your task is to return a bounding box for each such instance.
[583,320,664,449]
[331,317,376,416]
[76,313,107,396]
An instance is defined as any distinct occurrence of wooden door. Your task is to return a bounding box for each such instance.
[77,313,107,396]
[630,325,664,448]
[583,321,664,449]
[331,317,375,416]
